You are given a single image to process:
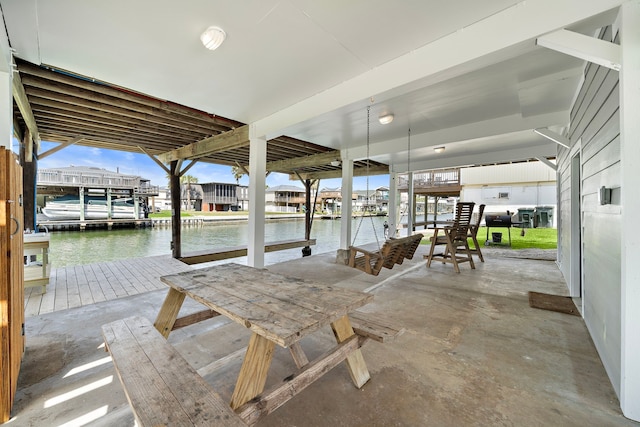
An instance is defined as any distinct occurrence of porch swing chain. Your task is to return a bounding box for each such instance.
[352,105,382,250]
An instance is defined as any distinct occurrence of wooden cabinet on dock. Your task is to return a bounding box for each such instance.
[24,234,50,293]
[1,149,24,423]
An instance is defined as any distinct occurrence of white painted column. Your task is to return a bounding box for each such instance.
[106,188,113,219]
[388,171,398,238]
[620,0,640,421]
[79,187,85,221]
[406,172,414,237]
[339,159,354,249]
[248,126,266,268]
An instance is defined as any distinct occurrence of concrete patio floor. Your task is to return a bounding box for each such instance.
[8,246,639,426]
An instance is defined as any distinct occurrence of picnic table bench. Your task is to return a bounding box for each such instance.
[102,316,246,426]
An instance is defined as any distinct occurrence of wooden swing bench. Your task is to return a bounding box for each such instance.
[348,233,424,276]
[179,239,316,265]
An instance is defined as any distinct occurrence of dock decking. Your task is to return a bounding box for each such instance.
[24,256,192,317]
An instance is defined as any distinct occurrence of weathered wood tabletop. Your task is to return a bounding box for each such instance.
[158,263,374,347]
[154,263,375,420]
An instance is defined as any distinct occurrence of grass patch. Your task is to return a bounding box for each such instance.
[149,211,193,218]
[472,227,557,250]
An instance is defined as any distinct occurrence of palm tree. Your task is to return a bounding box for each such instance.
[181,175,198,211]
[230,166,244,185]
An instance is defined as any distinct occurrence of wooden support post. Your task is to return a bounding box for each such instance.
[19,130,37,231]
[170,160,181,258]
[331,315,370,388]
[302,178,312,257]
[230,333,275,410]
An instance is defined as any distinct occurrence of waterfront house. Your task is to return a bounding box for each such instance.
[198,182,239,212]
[265,185,307,213]
[353,186,389,213]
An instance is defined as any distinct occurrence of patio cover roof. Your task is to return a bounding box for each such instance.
[11,58,385,180]
[2,1,624,180]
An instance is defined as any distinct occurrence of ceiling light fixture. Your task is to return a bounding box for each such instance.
[378,113,394,125]
[200,26,226,50]
[434,146,445,153]
[330,160,341,167]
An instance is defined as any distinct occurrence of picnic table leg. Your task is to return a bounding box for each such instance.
[289,342,309,368]
[153,288,186,338]
[331,315,371,388]
[230,332,276,410]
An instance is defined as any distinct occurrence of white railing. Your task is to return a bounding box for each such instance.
[38,170,140,189]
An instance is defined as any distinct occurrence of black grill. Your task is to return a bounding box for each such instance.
[484,212,520,246]
[484,213,513,228]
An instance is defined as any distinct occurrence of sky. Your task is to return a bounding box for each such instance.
[30,140,390,191]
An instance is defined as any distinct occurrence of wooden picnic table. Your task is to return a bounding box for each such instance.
[154,263,375,424]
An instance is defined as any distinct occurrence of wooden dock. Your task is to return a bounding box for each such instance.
[38,218,154,231]
[23,255,192,317]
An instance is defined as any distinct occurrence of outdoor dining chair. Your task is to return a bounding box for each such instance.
[425,201,476,273]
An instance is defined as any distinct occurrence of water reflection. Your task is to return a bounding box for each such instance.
[48,217,391,267]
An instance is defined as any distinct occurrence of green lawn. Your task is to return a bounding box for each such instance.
[472,226,557,250]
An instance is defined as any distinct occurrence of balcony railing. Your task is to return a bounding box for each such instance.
[397,168,460,189]
[273,196,306,204]
[203,196,237,204]
[37,170,141,189]
[135,185,160,196]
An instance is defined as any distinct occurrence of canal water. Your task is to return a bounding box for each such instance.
[47,216,395,267]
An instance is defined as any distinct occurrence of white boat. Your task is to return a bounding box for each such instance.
[42,194,143,220]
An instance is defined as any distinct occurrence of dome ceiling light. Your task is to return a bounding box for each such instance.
[200,26,226,51]
[378,113,394,125]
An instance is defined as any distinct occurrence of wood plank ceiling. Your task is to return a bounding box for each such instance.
[12,59,388,181]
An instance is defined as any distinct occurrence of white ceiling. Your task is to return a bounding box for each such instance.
[0,0,624,173]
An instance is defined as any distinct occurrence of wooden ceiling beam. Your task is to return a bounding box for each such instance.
[263,150,341,173]
[12,117,24,142]
[267,139,323,156]
[37,125,178,151]
[158,125,250,163]
[25,87,221,135]
[33,111,196,145]
[32,105,205,141]
[139,146,170,174]
[22,74,230,134]
[39,136,85,159]
[12,72,41,156]
[40,131,174,154]
[290,164,389,180]
[35,119,176,147]
[17,60,243,129]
